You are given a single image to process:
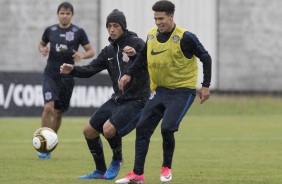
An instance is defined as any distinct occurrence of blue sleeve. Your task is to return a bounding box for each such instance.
[181,31,212,87]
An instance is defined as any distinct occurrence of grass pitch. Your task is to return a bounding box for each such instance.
[0,94,282,184]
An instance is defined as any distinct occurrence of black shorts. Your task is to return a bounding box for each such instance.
[42,74,74,112]
[136,87,196,133]
[89,99,144,137]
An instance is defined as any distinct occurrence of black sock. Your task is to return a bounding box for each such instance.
[162,132,175,168]
[133,168,144,175]
[86,136,107,172]
[106,134,122,160]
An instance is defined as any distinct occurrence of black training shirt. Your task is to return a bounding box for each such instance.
[41,24,90,77]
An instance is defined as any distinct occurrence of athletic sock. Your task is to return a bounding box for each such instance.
[133,168,144,175]
[106,134,122,160]
[86,136,107,172]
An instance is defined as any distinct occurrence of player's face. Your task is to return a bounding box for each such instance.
[58,8,73,28]
[154,12,174,33]
[107,22,124,41]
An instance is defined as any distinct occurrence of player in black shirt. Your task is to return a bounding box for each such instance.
[37,2,94,159]
[60,9,150,180]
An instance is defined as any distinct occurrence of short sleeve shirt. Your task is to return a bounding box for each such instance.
[42,24,90,77]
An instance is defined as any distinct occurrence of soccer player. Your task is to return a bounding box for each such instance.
[116,0,212,183]
[60,9,150,180]
[38,1,94,159]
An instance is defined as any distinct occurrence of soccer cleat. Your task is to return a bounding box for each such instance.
[115,171,144,184]
[160,166,172,182]
[38,152,51,159]
[78,170,105,179]
[104,159,123,180]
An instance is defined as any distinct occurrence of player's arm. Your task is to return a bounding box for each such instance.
[60,63,74,74]
[123,46,137,56]
[62,48,107,78]
[72,43,94,62]
[38,40,49,57]
[181,32,212,104]
[119,46,147,91]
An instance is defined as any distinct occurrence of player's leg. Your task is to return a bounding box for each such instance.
[41,74,59,129]
[103,120,122,164]
[79,124,106,179]
[103,100,144,180]
[39,100,54,159]
[52,77,74,133]
[133,96,164,175]
[79,99,116,179]
[39,75,59,159]
[116,94,164,184]
[103,126,123,180]
[160,88,196,182]
[52,109,63,133]
[41,101,55,128]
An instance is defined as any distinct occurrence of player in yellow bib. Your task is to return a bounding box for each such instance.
[117,0,212,183]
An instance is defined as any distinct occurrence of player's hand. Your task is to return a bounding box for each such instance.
[40,47,49,57]
[199,87,210,104]
[60,63,74,74]
[72,50,82,62]
[118,75,131,91]
[123,46,136,56]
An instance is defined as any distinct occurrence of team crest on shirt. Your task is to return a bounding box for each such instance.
[122,52,129,62]
[172,35,180,42]
[148,35,154,40]
[65,31,74,41]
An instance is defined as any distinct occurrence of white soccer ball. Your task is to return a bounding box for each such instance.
[32,127,58,153]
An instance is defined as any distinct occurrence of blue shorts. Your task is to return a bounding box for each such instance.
[136,87,196,133]
[42,74,74,112]
[89,99,144,137]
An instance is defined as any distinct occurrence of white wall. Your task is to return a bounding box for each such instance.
[0,0,217,89]
[218,0,282,92]
[100,0,217,89]
[0,0,99,71]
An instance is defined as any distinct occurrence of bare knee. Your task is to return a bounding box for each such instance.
[103,120,117,138]
[83,123,100,139]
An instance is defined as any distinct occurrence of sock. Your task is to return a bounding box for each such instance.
[86,136,107,172]
[162,132,175,168]
[106,134,122,161]
[133,168,144,176]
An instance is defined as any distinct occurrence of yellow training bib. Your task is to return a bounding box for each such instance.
[147,26,198,91]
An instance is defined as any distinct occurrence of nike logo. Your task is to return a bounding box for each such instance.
[151,49,168,55]
[108,57,114,60]
[165,175,171,179]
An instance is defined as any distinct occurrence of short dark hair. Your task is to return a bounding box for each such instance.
[152,0,175,15]
[57,2,74,14]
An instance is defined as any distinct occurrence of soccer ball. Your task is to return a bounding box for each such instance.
[32,127,58,153]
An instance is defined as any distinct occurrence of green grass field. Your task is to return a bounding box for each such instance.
[0,94,282,184]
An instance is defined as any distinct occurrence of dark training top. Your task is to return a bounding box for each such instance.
[41,24,90,78]
[70,30,150,104]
